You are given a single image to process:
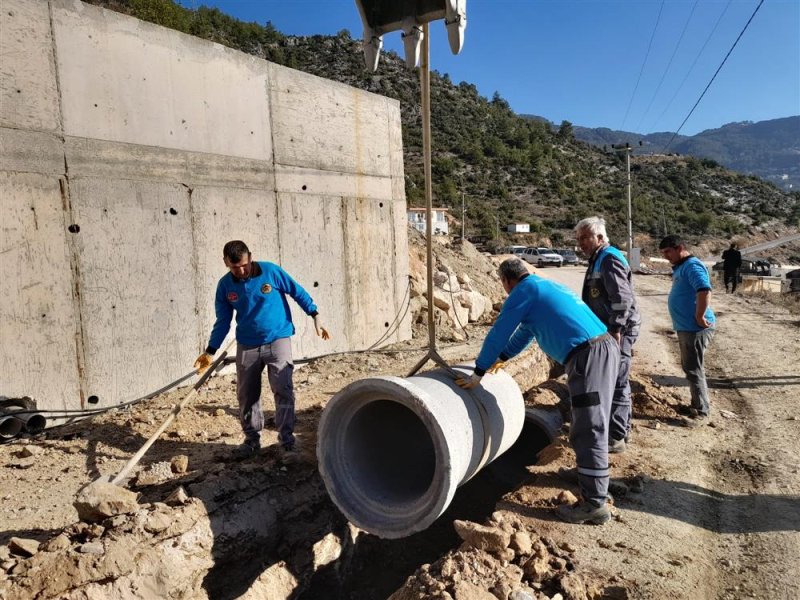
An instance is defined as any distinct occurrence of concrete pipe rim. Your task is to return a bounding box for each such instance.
[318,376,456,539]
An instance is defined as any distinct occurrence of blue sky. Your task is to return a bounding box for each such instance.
[181,0,799,136]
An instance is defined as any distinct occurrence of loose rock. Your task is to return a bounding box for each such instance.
[73,481,140,523]
[170,454,189,474]
[8,537,39,557]
[453,520,511,554]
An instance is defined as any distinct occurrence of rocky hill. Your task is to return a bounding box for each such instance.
[88,0,800,248]
[572,116,800,193]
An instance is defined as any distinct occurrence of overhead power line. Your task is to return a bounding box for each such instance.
[662,0,764,153]
[653,0,733,132]
[634,0,700,133]
[620,0,666,131]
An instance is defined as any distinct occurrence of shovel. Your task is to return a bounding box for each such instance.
[108,339,236,486]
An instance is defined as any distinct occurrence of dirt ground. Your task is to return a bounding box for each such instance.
[1,255,799,599]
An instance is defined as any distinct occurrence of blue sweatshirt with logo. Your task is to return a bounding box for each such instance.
[206,261,317,352]
[668,256,715,332]
[476,274,607,370]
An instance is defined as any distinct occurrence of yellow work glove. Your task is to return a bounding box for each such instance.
[193,352,213,375]
[487,360,507,374]
[313,314,331,340]
[455,374,483,390]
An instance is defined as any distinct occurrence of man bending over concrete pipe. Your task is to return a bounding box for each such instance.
[456,257,619,525]
[194,240,330,458]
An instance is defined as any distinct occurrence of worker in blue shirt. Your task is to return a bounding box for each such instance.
[194,240,330,457]
[659,235,715,426]
[456,258,619,525]
[575,216,641,453]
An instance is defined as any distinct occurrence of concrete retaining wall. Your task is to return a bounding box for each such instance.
[0,0,410,410]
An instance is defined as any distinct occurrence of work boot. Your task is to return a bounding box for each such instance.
[608,437,627,454]
[680,411,709,428]
[555,500,611,525]
[233,438,260,459]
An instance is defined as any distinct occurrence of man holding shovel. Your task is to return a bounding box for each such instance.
[194,240,330,457]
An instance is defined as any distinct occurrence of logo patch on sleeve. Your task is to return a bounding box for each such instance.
[590,287,601,299]
[227,292,238,302]
[261,283,272,294]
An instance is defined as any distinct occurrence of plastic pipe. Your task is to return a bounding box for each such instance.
[317,364,524,539]
[0,414,23,440]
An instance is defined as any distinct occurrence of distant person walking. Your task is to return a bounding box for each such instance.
[575,216,641,453]
[659,235,716,427]
[721,242,742,293]
[455,258,619,525]
[194,240,330,457]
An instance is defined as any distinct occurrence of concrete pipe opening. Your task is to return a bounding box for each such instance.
[0,415,23,440]
[317,365,524,539]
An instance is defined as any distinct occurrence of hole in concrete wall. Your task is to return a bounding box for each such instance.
[384,322,389,327]
[93,103,97,107]
[302,185,307,191]
[169,207,178,215]
[87,396,99,405]
[344,400,435,504]
[379,202,384,208]
[16,89,21,94]
[41,314,46,318]
[67,224,80,233]
[313,282,319,287]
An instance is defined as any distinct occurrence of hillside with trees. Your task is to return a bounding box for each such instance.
[88,0,800,249]
[572,117,800,193]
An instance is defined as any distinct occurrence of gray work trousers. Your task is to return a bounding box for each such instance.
[609,327,639,442]
[565,335,620,506]
[236,337,296,447]
[677,329,714,416]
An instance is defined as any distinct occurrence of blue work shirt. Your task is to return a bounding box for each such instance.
[668,256,716,332]
[476,274,607,370]
[207,261,317,352]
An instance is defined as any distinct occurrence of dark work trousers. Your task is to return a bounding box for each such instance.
[609,327,639,443]
[724,269,738,293]
[565,335,620,506]
[236,337,296,447]
[677,329,715,416]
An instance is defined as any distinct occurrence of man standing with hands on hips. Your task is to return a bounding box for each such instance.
[194,240,330,457]
[575,216,641,454]
[659,235,715,427]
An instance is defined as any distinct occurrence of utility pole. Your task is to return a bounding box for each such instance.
[611,143,634,256]
[495,214,500,240]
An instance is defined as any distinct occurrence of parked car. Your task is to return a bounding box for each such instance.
[711,257,780,280]
[521,247,563,268]
[497,245,527,255]
[554,249,580,266]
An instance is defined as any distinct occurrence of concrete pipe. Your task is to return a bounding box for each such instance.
[0,414,23,441]
[523,407,564,442]
[317,364,524,539]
